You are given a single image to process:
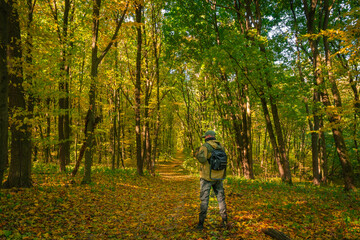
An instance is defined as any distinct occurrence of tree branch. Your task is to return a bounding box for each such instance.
[222,48,260,98]
[98,2,129,64]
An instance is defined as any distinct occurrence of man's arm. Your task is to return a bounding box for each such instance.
[195,145,208,164]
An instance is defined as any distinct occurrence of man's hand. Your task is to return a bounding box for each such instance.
[193,147,200,157]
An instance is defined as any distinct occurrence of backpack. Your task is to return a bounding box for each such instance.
[205,142,227,180]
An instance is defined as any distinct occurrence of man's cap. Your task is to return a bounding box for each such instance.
[202,130,216,138]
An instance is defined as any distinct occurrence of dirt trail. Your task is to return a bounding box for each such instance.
[156,151,195,181]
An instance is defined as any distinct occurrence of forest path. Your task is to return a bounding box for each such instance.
[1,151,357,240]
[1,152,242,240]
[156,151,195,181]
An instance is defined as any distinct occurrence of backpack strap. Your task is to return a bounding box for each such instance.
[204,142,222,151]
[204,142,214,154]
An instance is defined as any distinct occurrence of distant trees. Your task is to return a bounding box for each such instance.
[163,0,292,183]
[47,0,74,172]
[163,0,358,190]
[0,0,358,191]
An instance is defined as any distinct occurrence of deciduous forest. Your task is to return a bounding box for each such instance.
[0,0,359,239]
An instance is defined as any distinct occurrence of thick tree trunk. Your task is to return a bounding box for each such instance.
[0,0,9,186]
[72,115,100,177]
[56,0,72,172]
[82,0,127,182]
[82,0,101,184]
[135,3,143,176]
[303,0,327,186]
[25,0,36,162]
[5,0,33,188]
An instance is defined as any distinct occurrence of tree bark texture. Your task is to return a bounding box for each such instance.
[239,82,254,179]
[72,115,100,177]
[82,0,101,184]
[81,0,127,183]
[0,0,9,186]
[135,3,144,176]
[262,228,291,240]
[5,0,33,188]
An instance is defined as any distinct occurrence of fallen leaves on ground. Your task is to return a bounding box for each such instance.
[1,154,359,239]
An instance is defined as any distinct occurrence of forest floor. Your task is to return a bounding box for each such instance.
[1,151,360,239]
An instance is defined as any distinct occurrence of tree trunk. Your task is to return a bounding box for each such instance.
[45,98,51,163]
[311,89,321,185]
[81,0,127,182]
[71,141,86,177]
[150,1,162,173]
[240,82,254,179]
[112,41,119,170]
[119,102,126,168]
[112,88,117,170]
[258,43,292,184]
[302,0,326,186]
[135,3,143,176]
[259,91,284,178]
[143,43,152,173]
[262,228,291,240]
[212,2,253,179]
[51,0,72,172]
[0,0,9,186]
[4,0,33,188]
[82,0,101,184]
[304,0,355,191]
[319,128,328,184]
[270,93,292,184]
[290,0,320,185]
[323,43,355,190]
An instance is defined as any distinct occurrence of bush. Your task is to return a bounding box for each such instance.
[182,156,198,174]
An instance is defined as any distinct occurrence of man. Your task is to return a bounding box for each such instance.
[195,130,228,230]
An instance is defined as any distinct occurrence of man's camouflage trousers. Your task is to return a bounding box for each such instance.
[199,178,227,223]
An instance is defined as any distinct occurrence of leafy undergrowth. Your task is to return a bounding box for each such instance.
[1,158,359,240]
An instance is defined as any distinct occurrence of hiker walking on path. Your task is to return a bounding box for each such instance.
[195,130,228,230]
